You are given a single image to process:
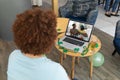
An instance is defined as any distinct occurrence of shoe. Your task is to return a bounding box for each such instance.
[111,13,119,16]
[105,13,111,17]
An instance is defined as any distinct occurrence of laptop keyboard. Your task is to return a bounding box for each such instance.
[63,37,84,46]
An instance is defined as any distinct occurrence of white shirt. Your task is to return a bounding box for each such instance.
[7,50,69,80]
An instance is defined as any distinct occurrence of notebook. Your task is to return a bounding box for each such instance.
[58,20,94,53]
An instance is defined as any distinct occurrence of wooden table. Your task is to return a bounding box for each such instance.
[56,18,101,80]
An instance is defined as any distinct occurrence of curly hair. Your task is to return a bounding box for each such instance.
[12,8,57,55]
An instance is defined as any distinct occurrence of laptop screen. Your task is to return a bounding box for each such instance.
[65,20,94,42]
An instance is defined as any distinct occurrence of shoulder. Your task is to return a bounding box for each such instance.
[8,49,21,60]
[10,49,21,56]
[7,50,22,69]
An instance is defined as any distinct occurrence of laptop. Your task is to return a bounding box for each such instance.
[58,20,94,53]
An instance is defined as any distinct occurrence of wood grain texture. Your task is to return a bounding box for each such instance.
[0,28,120,80]
[52,0,58,16]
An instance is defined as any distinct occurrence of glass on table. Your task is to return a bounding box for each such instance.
[89,41,97,53]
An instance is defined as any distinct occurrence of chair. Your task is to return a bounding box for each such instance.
[112,20,120,56]
[59,0,98,25]
[98,0,105,5]
[116,2,120,14]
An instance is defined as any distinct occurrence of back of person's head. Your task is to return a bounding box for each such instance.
[12,8,57,55]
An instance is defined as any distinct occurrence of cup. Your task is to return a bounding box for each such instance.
[89,41,97,51]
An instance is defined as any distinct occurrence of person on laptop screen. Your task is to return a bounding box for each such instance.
[70,23,88,40]
[78,24,88,40]
[70,23,79,36]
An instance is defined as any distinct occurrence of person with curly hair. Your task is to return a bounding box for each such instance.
[7,8,69,80]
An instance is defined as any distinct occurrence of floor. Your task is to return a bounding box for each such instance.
[0,1,120,80]
[1,28,120,80]
[95,4,120,37]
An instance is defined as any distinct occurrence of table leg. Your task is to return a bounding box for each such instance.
[63,54,67,60]
[90,56,93,80]
[71,57,76,79]
[76,57,80,64]
[60,53,63,65]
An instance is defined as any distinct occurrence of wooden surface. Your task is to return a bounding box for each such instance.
[57,18,69,33]
[0,28,120,80]
[90,55,93,80]
[52,0,58,16]
[56,18,101,57]
[56,33,101,57]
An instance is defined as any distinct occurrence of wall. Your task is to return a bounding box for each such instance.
[0,0,31,41]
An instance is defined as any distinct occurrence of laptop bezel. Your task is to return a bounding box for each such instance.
[65,19,94,42]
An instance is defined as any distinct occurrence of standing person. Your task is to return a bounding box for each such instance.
[7,8,69,80]
[111,0,120,16]
[105,0,120,17]
[104,0,111,16]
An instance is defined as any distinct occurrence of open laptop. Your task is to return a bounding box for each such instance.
[58,20,94,53]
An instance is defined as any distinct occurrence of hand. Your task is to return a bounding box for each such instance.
[82,33,88,37]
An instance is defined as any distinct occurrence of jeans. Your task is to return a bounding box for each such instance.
[105,0,120,12]
[104,0,111,11]
[112,0,120,12]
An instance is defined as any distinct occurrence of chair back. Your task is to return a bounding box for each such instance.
[72,0,98,17]
[59,0,98,25]
[115,20,120,39]
[113,20,120,54]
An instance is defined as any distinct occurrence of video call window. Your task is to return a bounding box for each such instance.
[65,20,93,42]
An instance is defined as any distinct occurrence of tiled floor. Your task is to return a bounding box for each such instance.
[95,5,120,37]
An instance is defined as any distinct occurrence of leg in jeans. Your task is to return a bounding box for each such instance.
[105,0,112,17]
[112,0,120,13]
[104,0,111,11]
